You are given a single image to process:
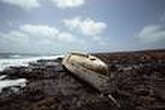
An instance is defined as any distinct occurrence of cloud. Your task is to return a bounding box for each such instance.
[0,23,110,53]
[1,0,85,10]
[1,0,40,10]
[137,24,165,43]
[57,32,75,42]
[21,24,77,42]
[21,24,77,43]
[63,17,107,36]
[0,30,28,43]
[0,24,77,48]
[51,0,85,9]
[0,24,83,53]
[20,24,59,39]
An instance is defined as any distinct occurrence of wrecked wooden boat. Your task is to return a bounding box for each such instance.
[62,52,120,107]
[62,52,111,94]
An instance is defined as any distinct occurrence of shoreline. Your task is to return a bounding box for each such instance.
[0,49,165,110]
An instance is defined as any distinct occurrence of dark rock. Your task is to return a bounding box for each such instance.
[0,49,165,110]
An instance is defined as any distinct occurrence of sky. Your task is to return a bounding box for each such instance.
[0,0,165,54]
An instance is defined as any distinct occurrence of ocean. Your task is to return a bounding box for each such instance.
[0,53,64,93]
[0,53,63,71]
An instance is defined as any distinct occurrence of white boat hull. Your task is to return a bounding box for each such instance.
[62,52,111,93]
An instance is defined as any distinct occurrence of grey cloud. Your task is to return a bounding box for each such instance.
[0,24,82,53]
[0,0,85,10]
[63,17,107,36]
[137,24,165,43]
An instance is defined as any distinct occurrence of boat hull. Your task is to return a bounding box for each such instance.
[62,52,111,94]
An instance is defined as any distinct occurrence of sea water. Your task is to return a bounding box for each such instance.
[0,53,64,93]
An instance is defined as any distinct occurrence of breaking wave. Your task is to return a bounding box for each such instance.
[0,55,64,93]
[0,55,64,71]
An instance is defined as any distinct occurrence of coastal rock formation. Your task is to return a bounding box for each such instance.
[0,49,165,110]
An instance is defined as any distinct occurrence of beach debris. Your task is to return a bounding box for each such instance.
[62,52,120,108]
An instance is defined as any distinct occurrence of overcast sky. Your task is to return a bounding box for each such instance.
[0,0,165,54]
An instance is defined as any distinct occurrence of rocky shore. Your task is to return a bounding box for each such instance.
[0,49,165,110]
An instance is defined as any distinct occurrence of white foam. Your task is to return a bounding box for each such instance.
[0,55,64,71]
[0,78,27,93]
[0,55,64,93]
[0,75,7,80]
[10,54,22,58]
